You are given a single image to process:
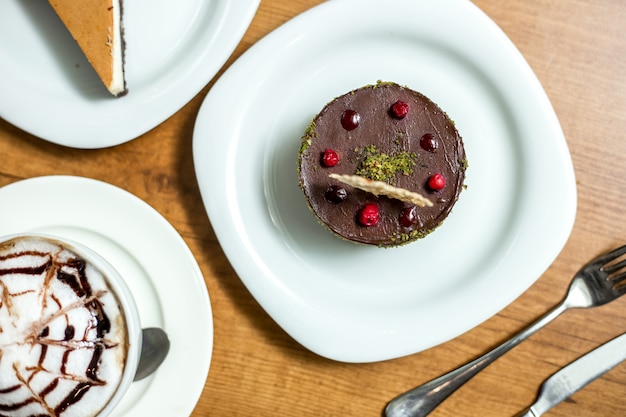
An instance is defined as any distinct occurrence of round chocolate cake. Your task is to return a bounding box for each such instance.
[298,81,467,247]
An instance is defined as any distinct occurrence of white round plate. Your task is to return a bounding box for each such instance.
[0,0,259,148]
[192,0,576,362]
[0,176,213,416]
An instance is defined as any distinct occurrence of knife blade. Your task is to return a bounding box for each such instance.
[517,331,626,417]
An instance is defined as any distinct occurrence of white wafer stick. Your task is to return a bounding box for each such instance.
[329,173,433,207]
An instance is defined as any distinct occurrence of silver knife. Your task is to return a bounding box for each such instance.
[517,331,626,417]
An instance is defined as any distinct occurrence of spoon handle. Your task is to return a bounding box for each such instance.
[385,302,568,417]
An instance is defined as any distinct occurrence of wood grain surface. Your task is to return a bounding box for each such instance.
[1,1,625,416]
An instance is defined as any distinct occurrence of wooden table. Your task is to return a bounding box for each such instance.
[1,1,625,416]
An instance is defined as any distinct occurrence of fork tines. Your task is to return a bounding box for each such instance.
[599,244,626,285]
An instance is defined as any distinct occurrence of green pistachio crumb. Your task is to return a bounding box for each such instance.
[354,145,417,184]
[299,121,317,154]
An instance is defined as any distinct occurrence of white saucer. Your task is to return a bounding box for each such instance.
[193,0,576,362]
[0,176,213,416]
[0,0,259,148]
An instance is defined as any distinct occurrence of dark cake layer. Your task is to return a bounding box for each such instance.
[298,82,466,247]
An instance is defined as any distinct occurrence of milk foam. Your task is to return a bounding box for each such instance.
[0,236,128,417]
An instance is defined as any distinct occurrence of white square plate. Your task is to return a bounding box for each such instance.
[193,0,576,363]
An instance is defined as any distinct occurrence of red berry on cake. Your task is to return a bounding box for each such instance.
[399,206,417,227]
[341,110,361,131]
[420,133,439,152]
[322,148,340,167]
[390,100,409,119]
[359,203,380,226]
[428,173,446,191]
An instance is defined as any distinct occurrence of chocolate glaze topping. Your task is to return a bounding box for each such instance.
[298,82,467,246]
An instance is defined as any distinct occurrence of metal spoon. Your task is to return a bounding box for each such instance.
[134,327,170,381]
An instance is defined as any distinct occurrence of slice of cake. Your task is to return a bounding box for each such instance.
[48,0,126,96]
[298,81,467,247]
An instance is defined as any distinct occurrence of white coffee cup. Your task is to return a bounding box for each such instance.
[0,233,142,417]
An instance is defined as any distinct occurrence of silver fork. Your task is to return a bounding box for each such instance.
[385,244,626,417]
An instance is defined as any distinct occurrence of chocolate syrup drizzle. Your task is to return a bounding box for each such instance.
[0,248,120,417]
